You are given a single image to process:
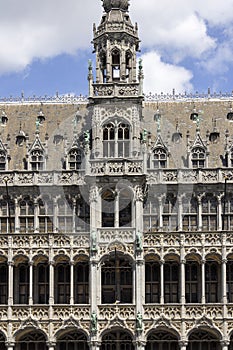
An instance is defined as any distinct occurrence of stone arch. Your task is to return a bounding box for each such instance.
[14,328,48,350]
[185,252,202,263]
[100,327,134,350]
[56,328,89,350]
[145,327,180,350]
[187,326,222,350]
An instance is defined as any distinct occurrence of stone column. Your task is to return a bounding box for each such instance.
[49,260,54,305]
[180,259,186,304]
[220,340,230,350]
[90,258,99,310]
[6,344,14,350]
[158,198,163,230]
[201,259,206,304]
[134,340,146,350]
[8,261,14,306]
[178,196,183,231]
[34,200,39,233]
[160,260,164,304]
[197,196,202,231]
[70,261,74,305]
[222,234,227,304]
[114,192,119,228]
[47,342,56,350]
[135,259,145,309]
[14,198,20,233]
[179,341,188,350]
[53,199,58,233]
[218,196,222,231]
[89,340,101,350]
[29,260,33,305]
[135,186,144,232]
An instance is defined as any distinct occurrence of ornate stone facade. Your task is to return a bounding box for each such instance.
[0,0,233,349]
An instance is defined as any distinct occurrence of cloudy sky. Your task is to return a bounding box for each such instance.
[0,0,233,97]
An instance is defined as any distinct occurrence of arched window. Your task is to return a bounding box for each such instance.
[146,331,179,350]
[0,198,15,233]
[57,331,88,350]
[74,261,89,304]
[227,260,233,302]
[119,188,132,227]
[103,122,130,158]
[112,49,120,81]
[16,331,47,350]
[34,262,49,304]
[187,330,220,350]
[0,151,6,171]
[38,198,53,233]
[152,147,167,168]
[0,263,8,304]
[164,261,179,303]
[14,262,29,304]
[100,51,107,83]
[57,198,73,233]
[68,148,83,170]
[102,189,115,227]
[202,195,217,231]
[185,260,201,303]
[222,196,233,230]
[102,255,133,304]
[145,260,160,303]
[19,198,34,233]
[0,332,6,350]
[55,262,70,304]
[143,197,159,232]
[125,51,132,82]
[205,260,220,303]
[191,146,206,168]
[182,197,198,231]
[31,149,44,171]
[101,331,133,350]
[162,194,178,231]
[75,199,90,233]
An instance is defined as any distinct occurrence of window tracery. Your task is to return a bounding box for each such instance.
[191,146,206,168]
[152,147,167,168]
[146,331,179,350]
[68,147,83,170]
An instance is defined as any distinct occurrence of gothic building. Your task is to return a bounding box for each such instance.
[0,0,233,349]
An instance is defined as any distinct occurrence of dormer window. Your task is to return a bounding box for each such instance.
[31,149,44,171]
[152,147,167,168]
[68,148,83,170]
[0,151,6,170]
[191,146,205,168]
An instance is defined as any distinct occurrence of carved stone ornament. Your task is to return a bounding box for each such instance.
[18,316,40,332]
[194,315,215,329]
[106,314,128,330]
[60,316,81,331]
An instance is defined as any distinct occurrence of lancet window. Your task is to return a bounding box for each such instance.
[74,261,89,304]
[222,196,233,230]
[33,262,49,304]
[152,147,167,168]
[227,260,233,302]
[75,200,90,233]
[55,262,70,304]
[191,146,206,168]
[0,263,8,304]
[0,150,6,171]
[14,261,29,304]
[57,198,73,233]
[112,49,120,81]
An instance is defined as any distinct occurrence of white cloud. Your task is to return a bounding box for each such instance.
[141,51,193,94]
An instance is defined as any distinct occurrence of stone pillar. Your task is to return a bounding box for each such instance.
[14,198,20,233]
[114,192,119,228]
[34,200,39,233]
[47,342,56,350]
[135,259,145,309]
[49,260,54,305]
[8,261,14,306]
[53,199,58,233]
[134,340,146,350]
[135,186,144,232]
[197,196,202,231]
[29,260,33,305]
[201,259,206,304]
[158,198,163,230]
[6,345,14,350]
[178,196,183,231]
[70,261,74,305]
[89,340,101,350]
[222,258,227,304]
[220,340,230,350]
[90,259,99,310]
[160,260,164,304]
[218,196,222,231]
[180,259,186,304]
[179,341,188,350]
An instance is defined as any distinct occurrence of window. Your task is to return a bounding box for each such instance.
[146,331,179,350]
[102,190,115,227]
[222,196,233,230]
[191,146,205,168]
[75,200,90,232]
[0,333,6,350]
[187,330,220,350]
[162,195,178,231]
[205,260,220,303]
[145,261,160,303]
[55,263,70,304]
[0,198,15,233]
[0,151,6,171]
[19,198,34,233]
[14,263,29,304]
[31,149,44,171]
[230,149,233,167]
[17,332,47,350]
[38,199,53,233]
[185,260,201,303]
[57,332,88,350]
[164,261,179,303]
[202,195,217,231]
[100,52,107,83]
[102,256,132,304]
[57,198,73,233]
[103,122,130,158]
[74,262,89,304]
[112,49,120,81]
[0,263,8,304]
[68,148,83,170]
[182,197,198,231]
[101,331,133,350]
[152,147,167,168]
[143,197,159,232]
[227,260,233,302]
[34,263,49,304]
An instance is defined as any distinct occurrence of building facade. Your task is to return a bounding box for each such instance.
[0,0,233,349]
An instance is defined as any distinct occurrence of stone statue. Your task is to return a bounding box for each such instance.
[136,311,143,331]
[136,230,142,252]
[91,229,97,252]
[142,129,147,142]
[84,130,90,144]
[91,311,97,332]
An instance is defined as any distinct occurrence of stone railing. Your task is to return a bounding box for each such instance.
[90,159,143,175]
[92,82,140,98]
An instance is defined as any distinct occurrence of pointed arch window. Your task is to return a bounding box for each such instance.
[57,332,88,350]
[14,262,29,304]
[75,199,90,233]
[34,262,49,304]
[31,149,44,171]
[205,260,220,303]
[185,260,201,303]
[125,51,132,82]
[55,262,70,304]
[191,146,206,168]
[230,148,233,167]
[145,260,160,303]
[0,150,6,171]
[103,122,130,158]
[112,49,120,81]
[152,147,167,168]
[164,261,180,303]
[68,148,83,170]
[101,331,133,350]
[187,330,220,350]
[227,260,233,302]
[74,261,89,304]
[222,196,233,230]
[0,263,8,304]
[17,331,47,350]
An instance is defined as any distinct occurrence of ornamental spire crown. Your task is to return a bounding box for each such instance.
[102,0,129,12]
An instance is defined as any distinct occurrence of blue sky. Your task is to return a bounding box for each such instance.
[0,0,233,98]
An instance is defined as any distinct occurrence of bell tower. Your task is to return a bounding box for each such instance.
[89,0,143,98]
